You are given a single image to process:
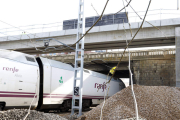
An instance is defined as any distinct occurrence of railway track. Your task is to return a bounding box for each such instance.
[57,108,93,120]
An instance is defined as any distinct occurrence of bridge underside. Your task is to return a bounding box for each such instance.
[95,70,130,78]
[14,37,175,54]
[82,61,130,78]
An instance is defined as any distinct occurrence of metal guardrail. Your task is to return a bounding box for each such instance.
[0,22,63,37]
[0,9,179,37]
[63,12,128,30]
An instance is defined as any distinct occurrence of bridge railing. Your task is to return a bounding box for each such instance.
[0,9,179,37]
[0,22,63,37]
[44,49,175,62]
[131,49,175,56]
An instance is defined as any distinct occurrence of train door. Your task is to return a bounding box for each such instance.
[43,60,51,104]
[41,58,51,104]
[36,57,51,110]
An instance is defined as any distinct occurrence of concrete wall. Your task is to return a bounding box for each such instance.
[175,27,180,87]
[133,58,175,86]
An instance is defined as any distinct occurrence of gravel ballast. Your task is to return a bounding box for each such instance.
[78,85,180,120]
[0,109,67,120]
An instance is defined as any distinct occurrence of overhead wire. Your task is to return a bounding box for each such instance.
[2,11,179,34]
[127,8,178,13]
[123,19,139,120]
[30,0,110,54]
[91,3,100,16]
[1,3,177,54]
[25,34,47,53]
[0,20,73,54]
[0,22,63,32]
[0,8,177,32]
[61,0,110,51]
[0,9,178,35]
[0,20,77,53]
[0,31,46,52]
[105,0,152,86]
[114,0,132,15]
[100,0,152,118]
[41,0,174,55]
[0,8,178,36]
[0,20,62,31]
[124,0,168,39]
[0,20,51,48]
[0,24,63,34]
[45,0,179,54]
[1,0,174,54]
[122,0,132,37]
[44,0,164,55]
[41,0,133,53]
[161,13,180,15]
[0,20,76,54]
[1,12,179,38]
[100,0,144,118]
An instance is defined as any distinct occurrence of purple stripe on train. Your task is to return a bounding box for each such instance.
[0,91,35,94]
[0,94,37,98]
[43,96,104,99]
[43,94,105,97]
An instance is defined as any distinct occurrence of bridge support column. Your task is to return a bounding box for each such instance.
[176,27,180,87]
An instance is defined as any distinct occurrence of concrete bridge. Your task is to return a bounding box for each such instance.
[0,18,179,54]
[43,48,175,86]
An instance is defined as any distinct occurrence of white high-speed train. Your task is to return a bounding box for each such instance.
[0,49,125,112]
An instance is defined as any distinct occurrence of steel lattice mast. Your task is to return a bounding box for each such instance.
[71,0,85,117]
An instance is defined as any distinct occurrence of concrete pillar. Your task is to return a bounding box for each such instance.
[176,27,180,87]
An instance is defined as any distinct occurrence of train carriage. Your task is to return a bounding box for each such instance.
[0,50,39,110]
[0,49,125,111]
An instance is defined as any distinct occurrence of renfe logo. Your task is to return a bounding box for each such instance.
[3,67,19,73]
[95,82,107,92]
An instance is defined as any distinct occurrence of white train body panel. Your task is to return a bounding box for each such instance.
[0,50,39,108]
[0,50,125,110]
[41,58,51,104]
[40,58,123,105]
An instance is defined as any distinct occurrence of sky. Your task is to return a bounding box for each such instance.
[0,0,179,50]
[0,0,179,29]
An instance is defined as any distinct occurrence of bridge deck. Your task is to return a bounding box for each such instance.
[0,18,179,54]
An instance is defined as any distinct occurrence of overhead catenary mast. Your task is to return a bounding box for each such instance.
[71,0,85,117]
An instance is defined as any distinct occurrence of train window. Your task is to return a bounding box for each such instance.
[84,70,90,73]
[25,56,35,62]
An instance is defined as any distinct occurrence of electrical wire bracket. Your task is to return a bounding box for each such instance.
[36,38,75,51]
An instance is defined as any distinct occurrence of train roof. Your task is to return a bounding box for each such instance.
[0,49,38,66]
[0,49,122,83]
[40,57,119,82]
